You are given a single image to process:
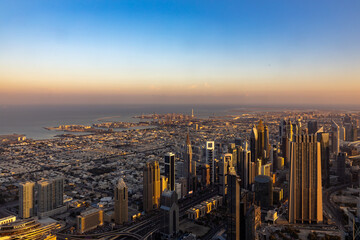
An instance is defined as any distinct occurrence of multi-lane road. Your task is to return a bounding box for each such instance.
[56,187,219,240]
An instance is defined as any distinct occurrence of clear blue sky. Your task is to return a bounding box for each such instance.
[1,0,360,105]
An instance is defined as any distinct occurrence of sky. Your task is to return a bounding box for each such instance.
[1,0,360,105]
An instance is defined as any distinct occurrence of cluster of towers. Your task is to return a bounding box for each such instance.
[19,177,65,219]
[17,114,357,238]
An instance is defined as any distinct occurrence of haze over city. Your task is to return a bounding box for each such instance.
[1,0,360,105]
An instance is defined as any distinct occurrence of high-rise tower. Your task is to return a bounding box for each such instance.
[206,141,215,184]
[184,133,195,192]
[317,132,330,188]
[219,153,234,197]
[331,120,340,155]
[308,120,318,134]
[19,181,35,219]
[143,161,161,212]
[250,126,258,163]
[165,152,175,191]
[257,120,265,162]
[37,177,64,215]
[289,134,323,223]
[227,173,241,240]
[114,178,128,225]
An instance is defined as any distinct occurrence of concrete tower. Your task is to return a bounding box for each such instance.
[160,190,179,238]
[289,134,323,223]
[19,181,35,219]
[143,161,161,212]
[227,173,241,240]
[250,126,258,163]
[331,120,340,155]
[165,152,175,191]
[114,178,128,225]
[206,141,215,184]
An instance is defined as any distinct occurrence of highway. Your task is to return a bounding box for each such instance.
[323,183,351,240]
[56,187,219,239]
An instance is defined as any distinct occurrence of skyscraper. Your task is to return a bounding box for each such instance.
[308,120,318,134]
[331,120,340,155]
[227,173,241,240]
[184,133,195,193]
[337,152,347,183]
[254,175,273,208]
[37,177,64,215]
[238,143,251,189]
[206,141,215,184]
[19,181,35,219]
[160,190,179,237]
[114,178,128,225]
[37,180,52,214]
[143,161,161,212]
[250,126,258,163]
[219,153,234,197]
[289,134,323,223]
[264,125,270,159]
[165,152,175,191]
[317,132,330,188]
[257,120,265,162]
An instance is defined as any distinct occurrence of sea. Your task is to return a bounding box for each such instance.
[0,104,359,140]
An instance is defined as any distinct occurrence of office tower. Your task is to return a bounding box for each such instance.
[228,143,237,169]
[184,133,192,179]
[254,175,273,208]
[343,115,358,141]
[280,119,293,141]
[277,157,284,170]
[317,132,330,188]
[227,173,241,240]
[77,208,104,234]
[264,125,270,159]
[249,162,256,186]
[261,163,271,177]
[289,134,323,223]
[37,180,52,213]
[206,141,215,184]
[37,177,64,215]
[292,120,301,136]
[281,136,291,167]
[143,161,161,212]
[273,187,284,205]
[279,119,285,139]
[114,178,128,225]
[53,177,64,208]
[160,176,168,193]
[331,121,340,155]
[165,152,175,191]
[19,182,35,219]
[256,159,262,176]
[257,120,265,162]
[337,152,347,183]
[219,153,234,197]
[308,120,318,134]
[250,126,258,163]
[340,125,346,141]
[235,138,242,147]
[245,205,261,240]
[271,147,279,172]
[200,164,210,188]
[160,190,179,237]
[239,143,251,189]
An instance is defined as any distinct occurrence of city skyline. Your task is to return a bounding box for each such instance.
[1,0,360,105]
